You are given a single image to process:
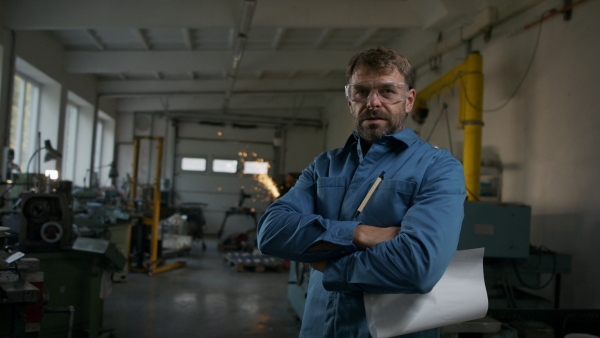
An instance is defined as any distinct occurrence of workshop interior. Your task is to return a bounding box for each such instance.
[1,0,599,337]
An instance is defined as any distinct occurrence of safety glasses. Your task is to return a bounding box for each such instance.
[345,80,407,104]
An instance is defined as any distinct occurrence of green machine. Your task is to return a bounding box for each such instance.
[5,190,127,338]
[26,237,125,338]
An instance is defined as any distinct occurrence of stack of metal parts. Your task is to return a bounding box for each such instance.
[224,252,284,272]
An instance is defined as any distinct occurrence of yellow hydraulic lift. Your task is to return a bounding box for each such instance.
[415,52,484,201]
[128,136,186,275]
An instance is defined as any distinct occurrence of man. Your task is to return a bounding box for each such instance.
[279,172,301,197]
[257,47,466,337]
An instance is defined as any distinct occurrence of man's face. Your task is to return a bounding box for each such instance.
[348,67,416,144]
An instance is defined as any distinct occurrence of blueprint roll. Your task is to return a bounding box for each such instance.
[364,248,488,338]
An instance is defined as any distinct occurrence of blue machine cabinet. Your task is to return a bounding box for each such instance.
[459,202,531,258]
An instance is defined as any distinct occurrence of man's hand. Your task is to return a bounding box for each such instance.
[310,260,327,272]
[305,242,338,273]
[306,226,399,271]
[353,224,400,250]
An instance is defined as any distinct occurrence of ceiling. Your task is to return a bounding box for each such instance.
[1,0,534,127]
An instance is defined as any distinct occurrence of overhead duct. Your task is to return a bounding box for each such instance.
[98,88,341,99]
[223,0,257,113]
[149,110,324,129]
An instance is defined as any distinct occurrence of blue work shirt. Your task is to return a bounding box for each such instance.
[257,128,466,337]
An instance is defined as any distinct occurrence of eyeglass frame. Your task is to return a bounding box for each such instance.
[344,80,409,104]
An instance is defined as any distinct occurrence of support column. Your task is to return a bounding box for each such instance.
[461,52,484,201]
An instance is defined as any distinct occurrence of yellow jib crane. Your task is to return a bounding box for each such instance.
[416,52,484,201]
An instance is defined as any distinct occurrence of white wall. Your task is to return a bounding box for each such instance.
[475,2,600,309]
[323,1,600,309]
[11,31,112,115]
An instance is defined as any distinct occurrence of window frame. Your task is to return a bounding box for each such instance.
[10,73,41,173]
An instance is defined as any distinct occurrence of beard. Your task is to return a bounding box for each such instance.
[352,103,408,144]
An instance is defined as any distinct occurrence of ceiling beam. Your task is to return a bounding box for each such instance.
[271,28,286,50]
[134,29,151,50]
[181,28,194,50]
[115,95,327,116]
[65,50,354,73]
[353,28,379,49]
[2,0,421,29]
[84,29,106,50]
[313,28,333,49]
[99,87,342,99]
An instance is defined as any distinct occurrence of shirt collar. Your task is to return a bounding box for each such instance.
[343,127,420,152]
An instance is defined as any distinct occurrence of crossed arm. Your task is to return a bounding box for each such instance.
[258,154,465,294]
[307,224,400,272]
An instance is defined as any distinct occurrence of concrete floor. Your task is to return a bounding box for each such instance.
[103,238,302,337]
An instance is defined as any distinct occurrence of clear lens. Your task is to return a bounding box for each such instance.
[345,80,407,104]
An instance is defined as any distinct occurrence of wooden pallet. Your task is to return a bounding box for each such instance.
[223,252,284,272]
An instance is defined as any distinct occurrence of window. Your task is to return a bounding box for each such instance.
[62,97,115,187]
[243,161,269,175]
[62,103,79,180]
[10,74,40,173]
[181,157,207,172]
[212,159,238,173]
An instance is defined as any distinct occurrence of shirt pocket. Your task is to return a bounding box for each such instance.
[316,176,348,220]
[360,179,416,227]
